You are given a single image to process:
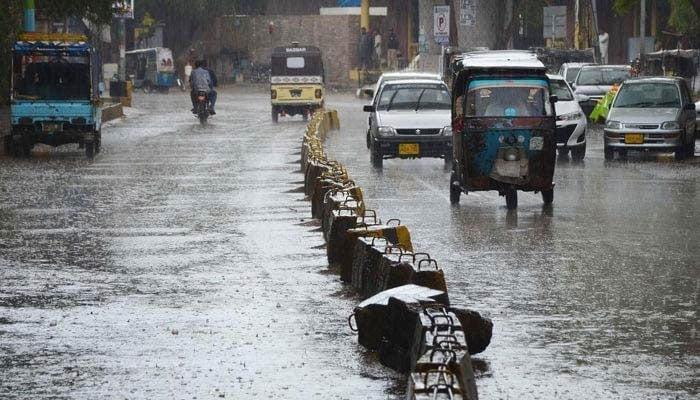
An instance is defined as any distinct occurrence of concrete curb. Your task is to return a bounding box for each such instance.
[300,110,492,399]
[101,102,124,123]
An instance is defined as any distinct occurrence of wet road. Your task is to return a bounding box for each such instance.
[0,88,697,399]
[325,96,699,398]
[0,88,398,399]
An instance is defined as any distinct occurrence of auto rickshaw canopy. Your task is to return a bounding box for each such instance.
[271,45,324,80]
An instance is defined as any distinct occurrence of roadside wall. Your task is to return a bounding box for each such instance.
[208,15,363,87]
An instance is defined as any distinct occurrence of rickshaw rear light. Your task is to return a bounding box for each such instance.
[271,89,277,99]
[315,89,322,99]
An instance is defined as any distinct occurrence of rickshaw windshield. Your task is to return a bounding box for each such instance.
[12,53,91,100]
[271,55,323,77]
[465,78,552,117]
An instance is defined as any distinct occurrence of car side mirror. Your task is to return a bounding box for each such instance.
[363,104,376,112]
[684,103,695,111]
[549,95,559,104]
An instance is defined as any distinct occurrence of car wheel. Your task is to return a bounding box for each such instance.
[557,147,569,158]
[366,130,371,149]
[685,136,695,157]
[370,141,383,168]
[505,189,517,210]
[604,145,614,161]
[674,144,686,161]
[85,140,95,159]
[571,143,586,161]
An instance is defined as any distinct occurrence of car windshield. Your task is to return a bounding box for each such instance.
[465,78,553,117]
[550,79,574,101]
[576,67,630,86]
[613,82,681,108]
[565,67,580,83]
[12,54,91,100]
[377,84,451,111]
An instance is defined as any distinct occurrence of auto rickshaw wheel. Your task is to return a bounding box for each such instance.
[571,143,586,161]
[541,189,554,205]
[505,189,518,210]
[271,107,279,123]
[95,130,102,154]
[85,140,95,159]
[449,174,461,205]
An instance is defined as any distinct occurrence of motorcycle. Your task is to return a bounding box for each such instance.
[193,91,210,125]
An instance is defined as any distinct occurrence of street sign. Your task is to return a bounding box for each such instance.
[113,0,134,19]
[543,6,567,39]
[434,5,450,45]
[460,0,475,27]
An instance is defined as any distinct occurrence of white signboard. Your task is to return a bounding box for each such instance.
[113,0,135,19]
[434,5,450,45]
[543,6,567,39]
[460,0,476,27]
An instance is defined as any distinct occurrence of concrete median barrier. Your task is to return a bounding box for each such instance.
[298,109,489,399]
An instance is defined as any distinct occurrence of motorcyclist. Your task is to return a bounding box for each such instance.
[189,60,214,114]
[202,60,218,114]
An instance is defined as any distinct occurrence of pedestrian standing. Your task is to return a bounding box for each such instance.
[358,27,374,71]
[374,29,383,69]
[387,28,399,70]
[599,30,609,65]
[184,62,193,89]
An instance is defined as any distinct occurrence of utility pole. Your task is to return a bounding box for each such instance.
[118,18,126,80]
[639,0,646,58]
[361,0,370,30]
[574,0,580,49]
[24,0,36,32]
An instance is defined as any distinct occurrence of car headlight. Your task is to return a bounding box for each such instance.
[557,111,583,121]
[660,121,680,130]
[377,126,395,137]
[441,126,453,136]
[606,120,621,130]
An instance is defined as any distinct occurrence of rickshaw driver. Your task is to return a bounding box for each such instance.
[485,87,531,117]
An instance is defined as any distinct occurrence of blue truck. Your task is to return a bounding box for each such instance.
[6,32,102,158]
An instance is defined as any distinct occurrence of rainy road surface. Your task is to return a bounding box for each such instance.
[1,87,698,399]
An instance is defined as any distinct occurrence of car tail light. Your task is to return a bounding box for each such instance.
[315,89,322,99]
[271,89,277,99]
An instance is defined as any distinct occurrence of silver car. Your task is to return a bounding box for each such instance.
[558,62,594,85]
[573,65,632,116]
[604,77,697,160]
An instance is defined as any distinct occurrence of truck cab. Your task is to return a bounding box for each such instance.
[6,32,101,158]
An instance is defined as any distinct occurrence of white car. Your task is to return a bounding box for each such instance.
[548,74,587,160]
[365,72,442,148]
[363,79,452,168]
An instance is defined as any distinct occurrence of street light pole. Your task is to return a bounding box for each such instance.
[640,0,646,58]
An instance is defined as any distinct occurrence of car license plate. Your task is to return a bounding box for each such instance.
[399,143,420,155]
[624,133,644,144]
[42,123,62,132]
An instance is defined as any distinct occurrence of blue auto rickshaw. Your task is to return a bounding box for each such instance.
[7,32,102,158]
[449,51,557,209]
